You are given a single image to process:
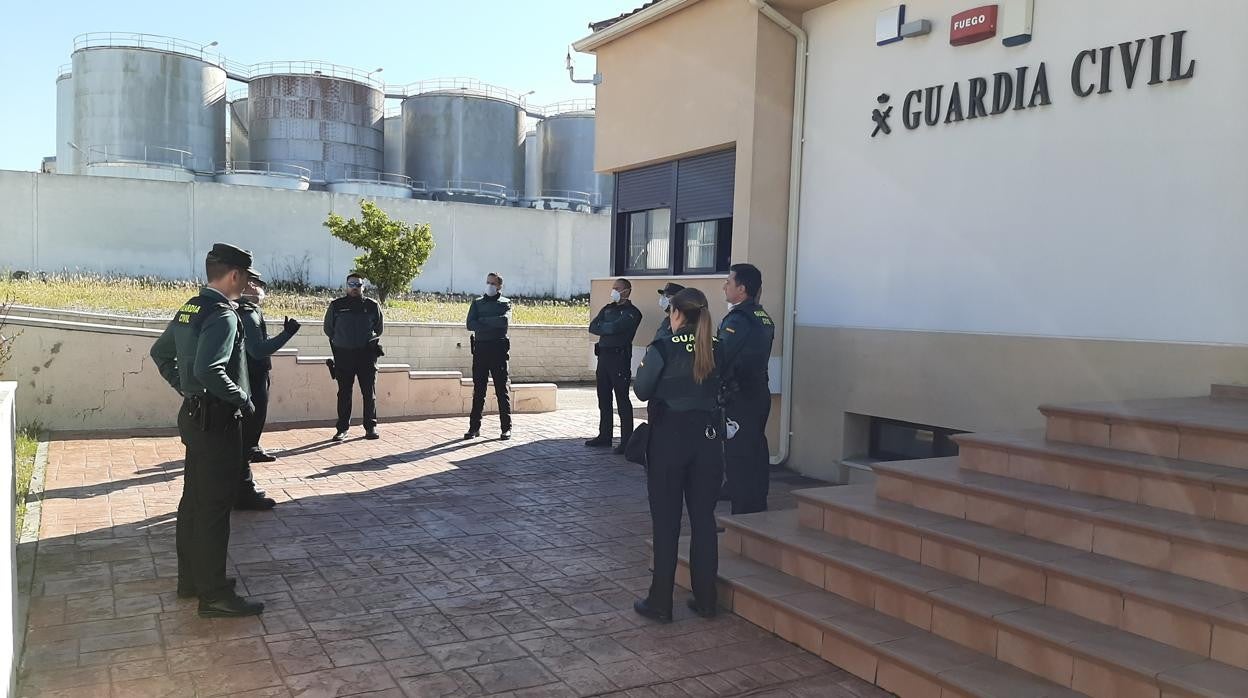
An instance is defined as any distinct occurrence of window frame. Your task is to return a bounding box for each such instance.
[618,208,675,276]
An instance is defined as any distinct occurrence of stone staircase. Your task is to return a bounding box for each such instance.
[675,385,1248,697]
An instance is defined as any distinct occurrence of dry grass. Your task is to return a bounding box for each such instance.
[16,427,38,535]
[0,274,591,326]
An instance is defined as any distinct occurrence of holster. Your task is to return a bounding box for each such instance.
[326,358,337,380]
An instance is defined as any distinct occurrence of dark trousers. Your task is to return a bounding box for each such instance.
[725,396,772,515]
[176,403,243,601]
[469,340,512,432]
[595,350,633,442]
[239,365,269,501]
[333,346,378,432]
[646,409,723,615]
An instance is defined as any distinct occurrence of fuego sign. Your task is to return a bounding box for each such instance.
[951,5,999,46]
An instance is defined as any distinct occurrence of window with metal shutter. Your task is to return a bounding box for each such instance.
[675,149,735,223]
[615,161,675,213]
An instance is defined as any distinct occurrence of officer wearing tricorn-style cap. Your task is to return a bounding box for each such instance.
[654,282,686,341]
[150,243,266,618]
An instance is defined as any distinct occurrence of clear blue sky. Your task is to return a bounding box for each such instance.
[0,0,642,172]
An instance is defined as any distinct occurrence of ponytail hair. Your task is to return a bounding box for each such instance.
[670,288,715,383]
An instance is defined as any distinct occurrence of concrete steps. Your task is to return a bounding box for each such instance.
[679,385,1248,697]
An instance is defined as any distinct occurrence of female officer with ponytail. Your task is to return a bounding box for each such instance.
[632,288,722,623]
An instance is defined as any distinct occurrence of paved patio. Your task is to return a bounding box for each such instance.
[19,398,886,697]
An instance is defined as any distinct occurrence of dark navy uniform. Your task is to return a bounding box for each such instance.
[150,250,256,610]
[716,299,776,514]
[634,331,722,618]
[466,292,512,436]
[323,295,384,434]
[237,295,298,496]
[588,300,643,448]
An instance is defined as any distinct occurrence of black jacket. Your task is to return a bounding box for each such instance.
[323,296,383,349]
[634,332,719,412]
[589,301,643,350]
[467,294,511,342]
[715,299,775,400]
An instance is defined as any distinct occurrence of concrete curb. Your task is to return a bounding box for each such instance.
[14,437,49,680]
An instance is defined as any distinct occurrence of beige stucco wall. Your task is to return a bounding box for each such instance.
[12,307,594,383]
[790,325,1248,481]
[3,317,556,432]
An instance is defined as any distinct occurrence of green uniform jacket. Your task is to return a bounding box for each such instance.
[634,332,720,412]
[150,287,251,406]
[466,294,511,341]
[589,301,643,349]
[715,299,775,400]
[237,300,295,371]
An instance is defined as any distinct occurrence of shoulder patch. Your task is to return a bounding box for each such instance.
[723,326,736,334]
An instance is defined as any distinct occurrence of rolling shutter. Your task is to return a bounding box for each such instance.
[675,149,735,223]
[615,161,675,213]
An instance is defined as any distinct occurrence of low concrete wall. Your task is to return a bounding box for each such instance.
[12,306,595,383]
[0,384,16,695]
[0,170,609,297]
[3,317,556,432]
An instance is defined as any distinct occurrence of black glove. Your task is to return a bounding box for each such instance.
[283,316,301,334]
[240,399,256,418]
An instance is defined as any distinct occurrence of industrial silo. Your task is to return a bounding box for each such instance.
[401,81,526,205]
[383,108,404,177]
[71,33,226,180]
[522,130,539,206]
[55,66,75,174]
[247,64,384,186]
[227,93,249,165]
[536,103,613,213]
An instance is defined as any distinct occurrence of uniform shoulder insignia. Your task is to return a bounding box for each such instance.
[753,309,774,326]
[723,326,736,334]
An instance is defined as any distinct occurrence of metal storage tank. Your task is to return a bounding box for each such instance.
[71,33,226,180]
[228,94,249,164]
[536,102,613,213]
[383,109,404,177]
[401,80,526,205]
[522,130,539,206]
[55,66,76,174]
[247,64,384,186]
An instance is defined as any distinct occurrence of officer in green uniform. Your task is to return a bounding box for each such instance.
[465,272,512,440]
[632,288,721,623]
[654,282,685,341]
[149,243,265,618]
[236,275,300,509]
[586,278,643,454]
[717,263,776,515]
[324,273,384,441]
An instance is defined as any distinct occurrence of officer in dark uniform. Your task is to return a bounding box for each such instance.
[465,272,512,440]
[324,273,384,441]
[654,282,685,341]
[632,288,721,623]
[236,275,300,509]
[149,243,265,618]
[717,263,776,515]
[586,278,643,454]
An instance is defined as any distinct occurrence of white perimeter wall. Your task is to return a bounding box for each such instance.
[0,171,609,297]
[799,0,1248,344]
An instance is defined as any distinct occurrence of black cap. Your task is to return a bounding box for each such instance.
[206,243,260,279]
[657,282,686,297]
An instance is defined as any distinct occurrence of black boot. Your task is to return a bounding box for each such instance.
[199,594,265,618]
[687,596,717,619]
[633,598,672,623]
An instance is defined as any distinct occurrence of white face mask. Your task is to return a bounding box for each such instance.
[610,289,622,303]
[658,296,671,312]
[252,287,266,303]
[485,283,499,297]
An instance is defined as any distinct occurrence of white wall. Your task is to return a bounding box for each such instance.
[0,171,610,297]
[798,0,1248,344]
[0,383,16,696]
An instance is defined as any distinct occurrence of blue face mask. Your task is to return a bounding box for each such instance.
[485,284,499,297]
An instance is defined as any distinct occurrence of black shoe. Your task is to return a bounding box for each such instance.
[235,495,277,511]
[198,594,265,618]
[178,577,237,599]
[464,430,480,440]
[585,437,612,448]
[687,596,717,619]
[332,430,349,442]
[364,430,380,440]
[633,599,672,624]
[612,444,628,456]
[248,450,278,463]
[499,430,512,441]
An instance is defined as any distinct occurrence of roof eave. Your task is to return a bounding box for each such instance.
[572,0,704,53]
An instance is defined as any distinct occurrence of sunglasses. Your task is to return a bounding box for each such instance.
[347,281,364,288]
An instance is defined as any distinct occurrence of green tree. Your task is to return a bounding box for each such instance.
[324,201,435,305]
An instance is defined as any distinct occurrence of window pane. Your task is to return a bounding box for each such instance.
[684,220,718,272]
[626,208,671,271]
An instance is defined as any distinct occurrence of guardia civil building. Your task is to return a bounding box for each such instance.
[576,0,1246,483]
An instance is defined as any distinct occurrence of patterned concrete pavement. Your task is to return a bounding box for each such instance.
[19,400,887,697]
